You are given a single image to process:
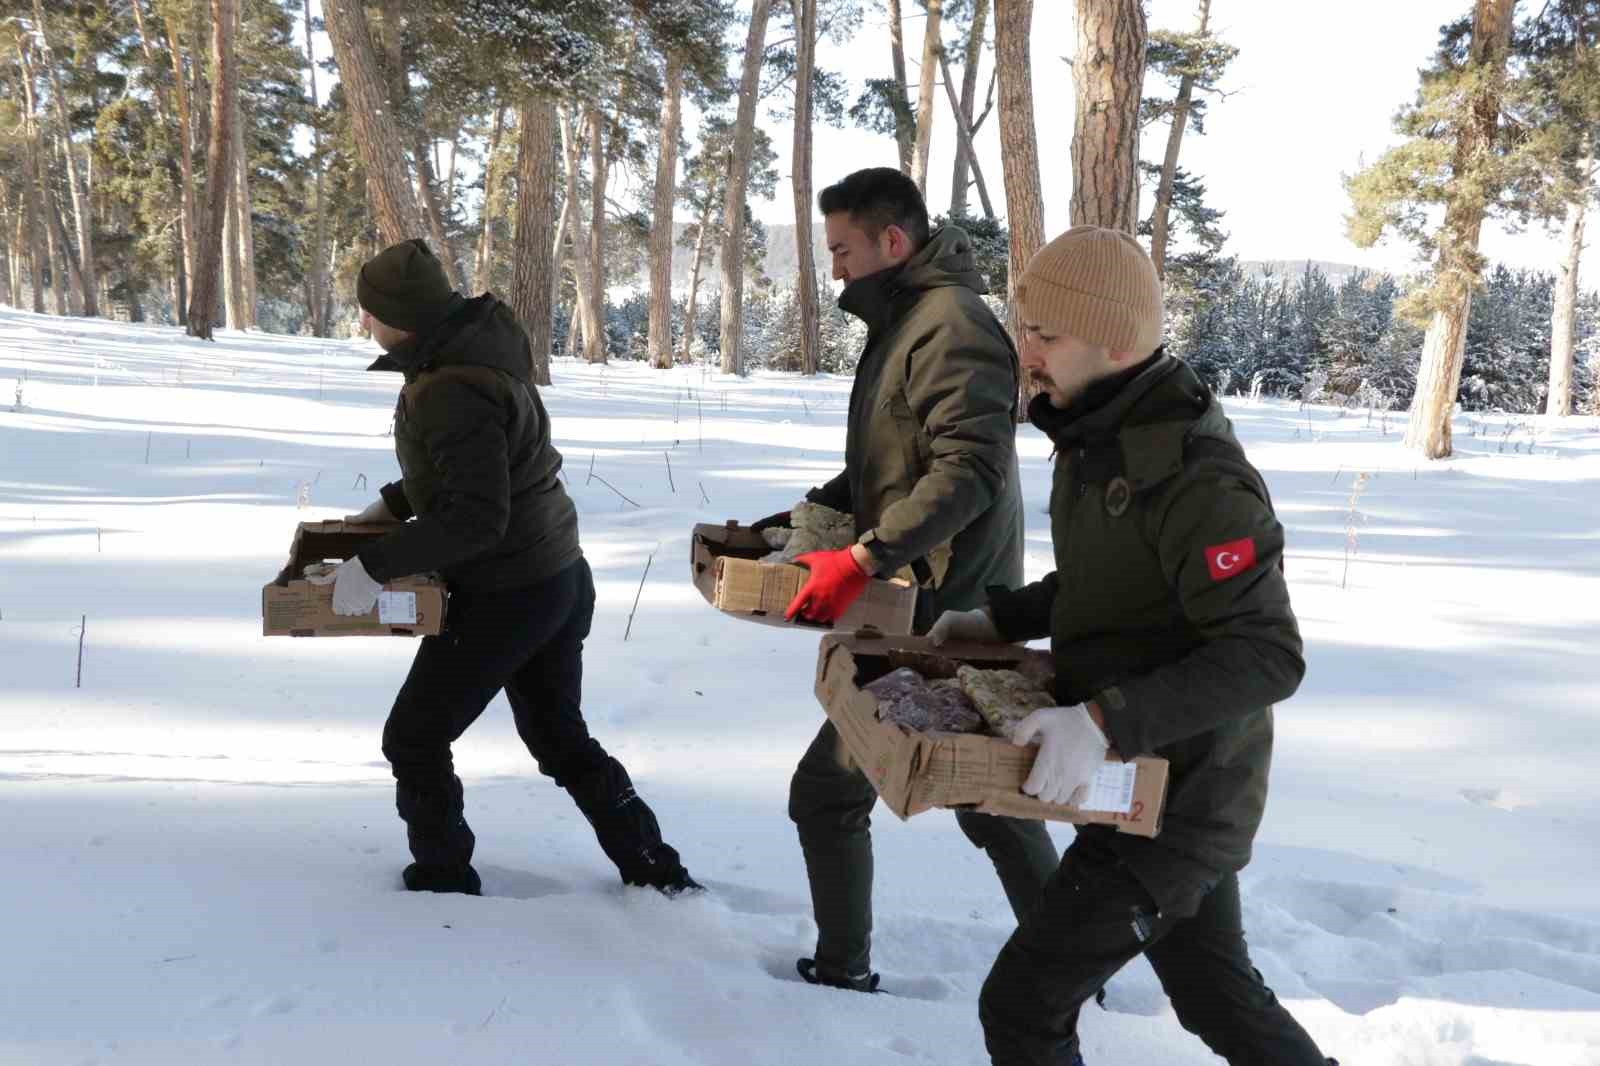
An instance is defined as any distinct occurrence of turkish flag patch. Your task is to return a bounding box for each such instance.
[1204,537,1257,582]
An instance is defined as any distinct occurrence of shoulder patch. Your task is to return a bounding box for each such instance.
[1204,537,1257,582]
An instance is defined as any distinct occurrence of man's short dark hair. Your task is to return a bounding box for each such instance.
[818,167,931,249]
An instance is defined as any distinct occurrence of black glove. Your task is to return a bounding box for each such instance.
[749,510,791,534]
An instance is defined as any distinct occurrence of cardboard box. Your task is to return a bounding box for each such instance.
[814,633,1168,835]
[262,521,446,637]
[690,522,918,635]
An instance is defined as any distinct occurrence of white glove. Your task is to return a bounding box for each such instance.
[1011,705,1109,807]
[345,497,397,524]
[928,607,1002,646]
[306,555,384,616]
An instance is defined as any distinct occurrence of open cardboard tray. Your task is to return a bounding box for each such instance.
[262,520,446,637]
[690,521,918,634]
[814,632,1168,835]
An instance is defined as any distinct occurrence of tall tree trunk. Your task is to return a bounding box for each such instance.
[171,241,186,325]
[300,0,328,335]
[1547,158,1590,418]
[132,0,192,323]
[938,51,996,219]
[793,0,821,376]
[444,127,460,210]
[649,53,686,370]
[162,2,198,325]
[1404,0,1516,458]
[14,87,47,314]
[231,87,257,327]
[187,0,238,340]
[0,188,11,306]
[221,75,245,331]
[994,0,1045,417]
[46,182,83,315]
[41,189,65,315]
[887,0,914,173]
[511,95,557,387]
[681,215,710,365]
[1070,0,1146,233]
[322,0,424,246]
[32,0,97,317]
[557,105,603,368]
[376,0,461,287]
[476,103,506,289]
[0,186,13,308]
[223,146,246,328]
[586,109,609,363]
[949,0,989,217]
[1149,0,1210,278]
[549,179,573,331]
[719,0,773,376]
[910,0,944,195]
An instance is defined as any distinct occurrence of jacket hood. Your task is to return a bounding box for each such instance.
[366,294,531,382]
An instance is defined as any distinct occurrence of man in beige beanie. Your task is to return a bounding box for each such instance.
[931,227,1333,1065]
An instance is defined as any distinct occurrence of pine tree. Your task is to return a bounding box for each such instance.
[994,0,1043,411]
[321,0,423,247]
[909,0,944,195]
[29,0,99,317]
[186,0,238,340]
[1345,1,1534,457]
[1521,0,1600,416]
[946,0,996,219]
[1142,0,1236,278]
[1070,0,1145,232]
[718,0,773,375]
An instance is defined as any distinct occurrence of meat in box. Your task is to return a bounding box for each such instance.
[262,520,446,637]
[814,632,1168,836]
[690,521,918,635]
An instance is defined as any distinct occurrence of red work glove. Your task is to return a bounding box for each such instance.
[786,547,872,624]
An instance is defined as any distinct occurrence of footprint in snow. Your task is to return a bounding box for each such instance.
[249,995,296,1017]
[476,864,571,900]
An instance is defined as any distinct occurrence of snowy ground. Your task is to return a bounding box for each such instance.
[2,305,1598,1066]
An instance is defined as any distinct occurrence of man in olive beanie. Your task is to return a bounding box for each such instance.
[930,227,1333,1066]
[313,238,702,900]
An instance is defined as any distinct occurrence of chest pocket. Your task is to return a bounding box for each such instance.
[1058,441,1171,629]
[877,386,952,589]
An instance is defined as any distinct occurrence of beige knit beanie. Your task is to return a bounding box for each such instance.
[1015,226,1164,355]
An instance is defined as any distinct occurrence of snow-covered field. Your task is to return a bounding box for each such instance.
[2,305,1598,1066]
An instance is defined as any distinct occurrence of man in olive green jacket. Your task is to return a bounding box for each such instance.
[748,168,1058,993]
[930,227,1331,1065]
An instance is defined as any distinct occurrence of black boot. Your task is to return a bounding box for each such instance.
[621,842,705,898]
[650,866,706,899]
[401,862,482,895]
[797,957,880,993]
[566,758,693,890]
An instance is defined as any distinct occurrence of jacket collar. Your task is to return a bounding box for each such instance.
[835,225,985,335]
[366,292,470,374]
[1028,348,1177,446]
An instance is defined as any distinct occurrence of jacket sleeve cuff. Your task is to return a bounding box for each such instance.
[986,579,1053,643]
[356,542,392,583]
[380,481,414,521]
[1093,684,1143,760]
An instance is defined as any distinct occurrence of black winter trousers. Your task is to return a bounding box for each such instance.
[979,835,1327,1066]
[381,558,683,887]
